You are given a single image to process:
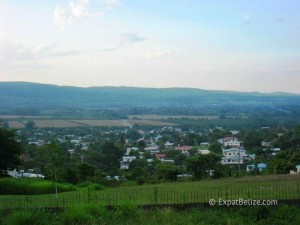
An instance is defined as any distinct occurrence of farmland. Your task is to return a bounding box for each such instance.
[128,115,219,120]
[1,117,178,128]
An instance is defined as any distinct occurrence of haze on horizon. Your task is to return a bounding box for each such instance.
[0,0,299,94]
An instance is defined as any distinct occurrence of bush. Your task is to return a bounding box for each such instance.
[61,205,92,225]
[0,178,78,195]
[3,209,50,225]
[115,199,140,220]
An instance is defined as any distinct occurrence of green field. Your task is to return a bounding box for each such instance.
[1,174,300,209]
[1,114,180,128]
[128,115,219,120]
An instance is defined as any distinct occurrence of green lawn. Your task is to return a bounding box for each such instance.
[1,174,300,209]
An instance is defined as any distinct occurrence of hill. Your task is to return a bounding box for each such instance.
[1,82,300,113]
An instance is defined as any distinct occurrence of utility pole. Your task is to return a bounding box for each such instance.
[238,147,241,177]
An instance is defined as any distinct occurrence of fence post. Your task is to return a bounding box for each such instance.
[226,185,228,200]
[153,187,158,205]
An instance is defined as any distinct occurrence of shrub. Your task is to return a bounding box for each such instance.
[61,204,92,225]
[115,199,139,220]
[0,178,78,195]
[3,209,50,225]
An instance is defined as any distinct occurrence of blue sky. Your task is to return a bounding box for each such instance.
[0,0,299,93]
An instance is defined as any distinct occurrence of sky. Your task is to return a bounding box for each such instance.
[0,0,300,93]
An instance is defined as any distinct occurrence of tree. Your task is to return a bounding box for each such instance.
[25,120,36,130]
[155,163,179,182]
[0,128,21,176]
[209,141,222,154]
[187,154,221,180]
[35,142,66,180]
[77,163,96,182]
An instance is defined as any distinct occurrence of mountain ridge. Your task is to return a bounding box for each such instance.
[1,82,300,112]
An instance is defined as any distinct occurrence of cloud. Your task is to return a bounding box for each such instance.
[241,14,252,25]
[102,0,120,6]
[101,48,116,52]
[53,0,100,28]
[116,33,145,46]
[145,49,172,59]
[0,36,80,65]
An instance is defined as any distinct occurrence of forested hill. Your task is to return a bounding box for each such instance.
[0,82,300,111]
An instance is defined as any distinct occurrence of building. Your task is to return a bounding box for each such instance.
[155,154,166,160]
[175,145,192,152]
[164,142,174,150]
[221,148,250,165]
[198,149,210,155]
[257,163,267,171]
[145,145,160,154]
[261,141,271,147]
[120,156,136,170]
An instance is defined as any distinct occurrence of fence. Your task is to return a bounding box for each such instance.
[1,184,300,209]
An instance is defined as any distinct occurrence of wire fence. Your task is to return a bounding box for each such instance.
[1,184,300,209]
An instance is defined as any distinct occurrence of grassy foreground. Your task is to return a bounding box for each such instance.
[1,203,300,225]
[1,174,300,209]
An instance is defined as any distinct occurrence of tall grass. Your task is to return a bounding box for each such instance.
[1,204,300,225]
[2,209,52,225]
[0,178,78,195]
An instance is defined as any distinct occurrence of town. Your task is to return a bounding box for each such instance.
[4,120,300,186]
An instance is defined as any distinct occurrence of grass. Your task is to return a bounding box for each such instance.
[0,178,78,195]
[1,174,300,209]
[1,204,300,225]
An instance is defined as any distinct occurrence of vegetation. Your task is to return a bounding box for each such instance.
[1,203,300,225]
[1,174,300,209]
[0,178,78,195]
[0,128,21,177]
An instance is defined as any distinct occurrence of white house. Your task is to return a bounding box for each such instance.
[145,144,160,154]
[120,156,137,170]
[198,149,210,155]
[125,147,139,156]
[261,141,271,147]
[7,169,45,178]
[164,142,174,149]
[218,137,238,145]
[221,148,250,165]
[224,139,241,148]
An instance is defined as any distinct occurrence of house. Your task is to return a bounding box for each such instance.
[246,163,267,172]
[230,130,239,135]
[261,141,271,147]
[257,163,267,171]
[125,147,139,155]
[218,136,238,145]
[297,165,300,173]
[164,142,174,150]
[246,164,255,172]
[175,145,192,152]
[221,148,250,165]
[224,139,241,148]
[155,154,166,160]
[120,156,136,170]
[160,159,175,163]
[290,165,300,174]
[198,149,210,155]
[145,144,160,154]
[7,169,45,178]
